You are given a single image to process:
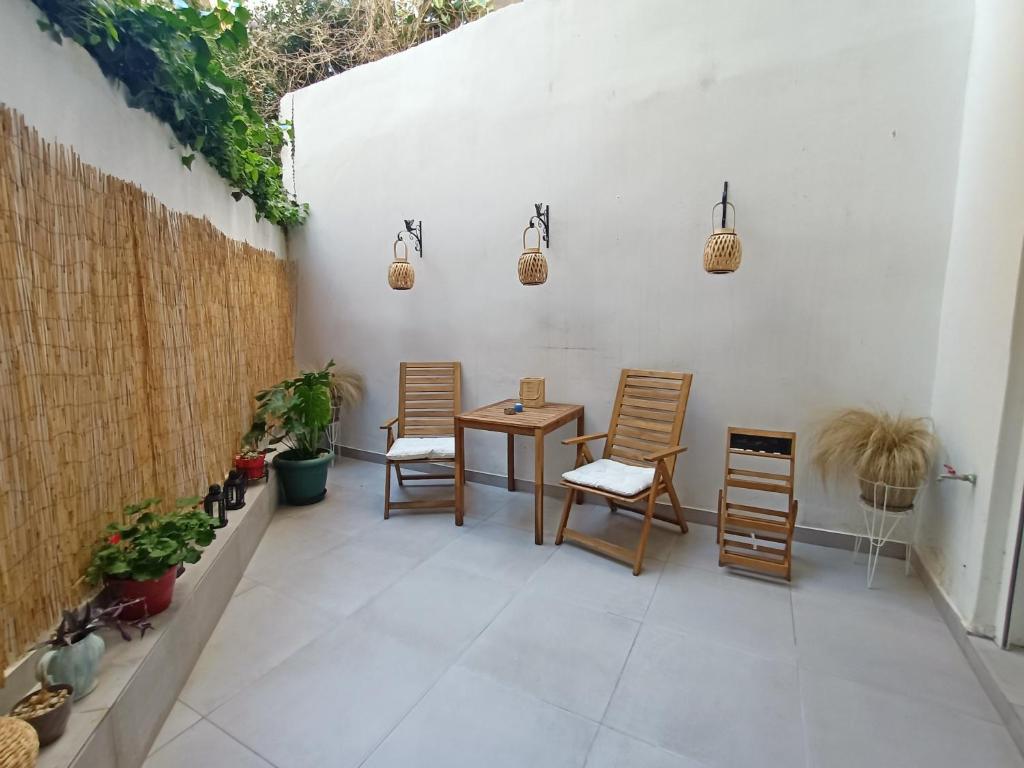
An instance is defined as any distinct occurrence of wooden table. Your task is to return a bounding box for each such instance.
[455,400,584,544]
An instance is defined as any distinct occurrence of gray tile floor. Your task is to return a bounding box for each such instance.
[144,458,1024,768]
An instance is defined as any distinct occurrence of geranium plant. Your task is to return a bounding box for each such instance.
[86,497,217,584]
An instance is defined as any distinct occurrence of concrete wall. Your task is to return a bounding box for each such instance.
[0,0,286,257]
[920,0,1024,636]
[288,0,973,535]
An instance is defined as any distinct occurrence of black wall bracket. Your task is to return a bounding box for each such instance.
[528,203,550,248]
[397,219,423,257]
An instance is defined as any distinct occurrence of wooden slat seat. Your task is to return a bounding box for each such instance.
[556,368,693,576]
[381,362,462,522]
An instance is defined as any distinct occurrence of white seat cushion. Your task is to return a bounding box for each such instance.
[386,436,456,461]
[562,458,655,497]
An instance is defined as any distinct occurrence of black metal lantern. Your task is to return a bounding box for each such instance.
[224,469,246,511]
[203,483,226,528]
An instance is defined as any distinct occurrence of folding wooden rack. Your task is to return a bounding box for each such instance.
[717,427,798,580]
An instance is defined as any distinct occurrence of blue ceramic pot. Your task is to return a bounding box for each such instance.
[37,633,105,700]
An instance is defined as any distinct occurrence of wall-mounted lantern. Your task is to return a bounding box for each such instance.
[518,203,550,286]
[388,219,422,290]
[703,182,742,274]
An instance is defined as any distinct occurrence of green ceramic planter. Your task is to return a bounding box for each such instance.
[273,449,332,505]
[36,634,104,701]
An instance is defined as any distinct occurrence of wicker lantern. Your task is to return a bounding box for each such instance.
[518,226,548,286]
[388,238,415,290]
[703,181,742,274]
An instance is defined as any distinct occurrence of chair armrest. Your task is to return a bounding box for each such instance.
[643,445,688,462]
[380,416,398,430]
[562,432,608,446]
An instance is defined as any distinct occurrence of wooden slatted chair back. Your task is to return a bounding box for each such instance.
[398,362,461,438]
[604,369,693,474]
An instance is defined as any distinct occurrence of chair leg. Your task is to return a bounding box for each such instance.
[454,458,464,526]
[394,464,405,487]
[556,487,576,545]
[716,488,724,545]
[663,476,688,534]
[384,461,392,519]
[633,489,658,576]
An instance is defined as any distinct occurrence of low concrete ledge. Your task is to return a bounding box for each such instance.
[1,478,277,768]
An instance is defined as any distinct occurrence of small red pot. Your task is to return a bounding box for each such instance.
[107,567,177,619]
[234,453,266,480]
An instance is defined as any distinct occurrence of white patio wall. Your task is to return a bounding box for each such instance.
[0,0,285,257]
[289,0,973,536]
[923,0,1024,636]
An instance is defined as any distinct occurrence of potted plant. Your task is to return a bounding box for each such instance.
[244,361,338,505]
[812,408,937,509]
[11,685,73,747]
[85,497,217,619]
[234,447,269,481]
[35,599,152,701]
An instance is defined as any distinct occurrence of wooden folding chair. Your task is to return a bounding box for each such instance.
[556,369,693,575]
[380,362,462,522]
[717,427,798,580]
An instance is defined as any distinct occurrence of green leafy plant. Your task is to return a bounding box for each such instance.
[32,0,307,226]
[244,360,335,459]
[86,497,217,584]
[230,0,491,121]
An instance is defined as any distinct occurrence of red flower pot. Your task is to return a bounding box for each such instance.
[107,567,177,619]
[234,453,266,481]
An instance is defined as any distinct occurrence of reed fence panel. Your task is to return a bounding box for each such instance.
[0,105,294,678]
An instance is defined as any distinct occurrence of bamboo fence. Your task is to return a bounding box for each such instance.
[0,105,294,679]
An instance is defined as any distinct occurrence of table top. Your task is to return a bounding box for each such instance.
[456,399,583,433]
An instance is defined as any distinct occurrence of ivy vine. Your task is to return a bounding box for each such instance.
[32,0,307,227]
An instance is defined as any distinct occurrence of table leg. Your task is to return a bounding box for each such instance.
[575,413,585,504]
[507,433,516,491]
[455,424,465,526]
[534,428,544,545]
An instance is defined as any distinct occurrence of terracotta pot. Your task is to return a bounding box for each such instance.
[234,453,266,481]
[106,567,177,619]
[13,684,73,747]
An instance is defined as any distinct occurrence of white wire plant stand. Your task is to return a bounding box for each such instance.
[852,478,925,589]
[326,403,344,465]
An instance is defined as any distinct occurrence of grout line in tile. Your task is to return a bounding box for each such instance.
[590,723,717,768]
[200,603,336,718]
[795,665,814,768]
[354,588,522,767]
[204,715,286,768]
[805,665,1014,731]
[639,615,800,669]
[588,558,667,746]
[145,716,202,762]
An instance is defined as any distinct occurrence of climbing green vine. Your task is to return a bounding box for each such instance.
[32,0,307,227]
